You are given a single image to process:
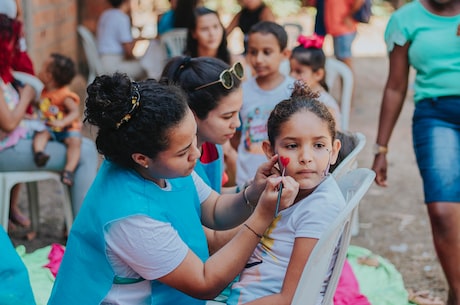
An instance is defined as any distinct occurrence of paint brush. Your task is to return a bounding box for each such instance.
[275,156,290,217]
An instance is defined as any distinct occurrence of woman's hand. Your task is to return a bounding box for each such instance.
[372,154,388,187]
[254,175,299,219]
[246,155,279,205]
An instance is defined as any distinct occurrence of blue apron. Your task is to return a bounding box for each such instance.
[48,160,208,305]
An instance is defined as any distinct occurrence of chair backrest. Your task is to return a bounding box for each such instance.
[282,22,303,50]
[325,58,354,131]
[160,28,188,58]
[332,132,366,180]
[77,25,105,84]
[291,168,375,305]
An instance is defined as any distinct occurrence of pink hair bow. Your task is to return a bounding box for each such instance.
[297,34,324,49]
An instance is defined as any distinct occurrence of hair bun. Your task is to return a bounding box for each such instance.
[290,80,319,100]
[84,73,133,129]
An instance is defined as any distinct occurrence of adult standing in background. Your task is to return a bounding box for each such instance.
[157,0,199,37]
[226,0,275,55]
[97,0,146,81]
[372,1,460,304]
[324,0,364,70]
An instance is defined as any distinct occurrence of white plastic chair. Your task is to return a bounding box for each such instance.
[77,25,105,85]
[283,22,303,50]
[332,132,367,236]
[0,171,73,233]
[332,132,366,180]
[160,28,187,58]
[291,168,375,305]
[325,58,354,131]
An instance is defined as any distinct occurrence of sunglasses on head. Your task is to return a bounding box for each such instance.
[194,62,244,91]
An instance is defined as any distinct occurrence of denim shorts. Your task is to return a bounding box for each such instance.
[412,96,460,203]
[333,32,356,60]
[50,129,81,142]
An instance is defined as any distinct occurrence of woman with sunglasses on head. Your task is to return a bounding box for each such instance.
[162,57,248,260]
[184,7,248,186]
[161,56,244,194]
[48,73,298,305]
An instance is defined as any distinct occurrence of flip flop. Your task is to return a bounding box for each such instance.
[408,289,445,305]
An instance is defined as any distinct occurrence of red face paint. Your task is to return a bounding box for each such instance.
[279,156,290,176]
[280,156,290,168]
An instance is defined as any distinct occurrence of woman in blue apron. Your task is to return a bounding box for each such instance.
[48,73,298,305]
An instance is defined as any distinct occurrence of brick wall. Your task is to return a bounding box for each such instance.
[20,0,110,76]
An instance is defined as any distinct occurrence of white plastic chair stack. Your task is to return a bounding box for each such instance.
[77,25,106,85]
[160,28,188,58]
[291,168,375,305]
[325,58,354,131]
[0,171,73,233]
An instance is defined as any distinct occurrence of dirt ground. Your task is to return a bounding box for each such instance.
[8,15,448,303]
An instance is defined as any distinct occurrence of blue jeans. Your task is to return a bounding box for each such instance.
[0,137,98,215]
[333,32,356,60]
[412,96,460,203]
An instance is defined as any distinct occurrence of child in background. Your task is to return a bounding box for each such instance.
[232,21,295,187]
[225,0,275,54]
[33,53,81,186]
[290,34,342,129]
[228,81,345,305]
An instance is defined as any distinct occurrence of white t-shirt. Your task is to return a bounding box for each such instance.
[0,0,17,19]
[101,171,212,305]
[236,76,296,187]
[97,8,133,55]
[227,175,346,305]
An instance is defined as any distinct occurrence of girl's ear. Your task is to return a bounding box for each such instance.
[282,48,291,59]
[132,153,149,168]
[313,67,325,83]
[329,138,342,165]
[262,140,275,159]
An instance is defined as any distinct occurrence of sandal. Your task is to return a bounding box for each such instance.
[34,151,50,167]
[408,289,445,305]
[61,170,74,186]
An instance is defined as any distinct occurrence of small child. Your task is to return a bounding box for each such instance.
[33,53,81,186]
[228,81,345,305]
[289,34,342,129]
[233,21,296,187]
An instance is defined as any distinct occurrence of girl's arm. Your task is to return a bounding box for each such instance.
[241,237,319,305]
[372,43,410,186]
[158,175,299,299]
[0,84,35,132]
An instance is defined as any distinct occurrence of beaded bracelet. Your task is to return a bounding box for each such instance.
[244,223,263,239]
